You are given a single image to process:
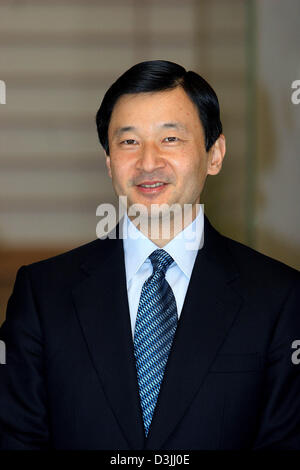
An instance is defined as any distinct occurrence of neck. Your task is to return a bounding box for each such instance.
[128,204,201,247]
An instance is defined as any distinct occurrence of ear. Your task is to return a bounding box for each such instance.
[105,153,112,178]
[207,134,226,176]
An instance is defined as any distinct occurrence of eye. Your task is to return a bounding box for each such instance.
[121,139,137,145]
[164,136,179,142]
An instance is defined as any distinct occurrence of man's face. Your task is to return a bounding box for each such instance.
[106,86,225,215]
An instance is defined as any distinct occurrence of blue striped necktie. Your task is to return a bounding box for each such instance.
[133,249,178,437]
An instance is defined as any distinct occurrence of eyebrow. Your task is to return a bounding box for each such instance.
[112,122,188,139]
[113,126,136,139]
[160,122,188,132]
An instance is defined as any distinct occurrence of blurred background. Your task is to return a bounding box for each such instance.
[0,0,299,325]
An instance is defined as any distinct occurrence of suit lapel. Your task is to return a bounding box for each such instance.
[145,215,244,449]
[72,228,145,450]
[72,215,244,450]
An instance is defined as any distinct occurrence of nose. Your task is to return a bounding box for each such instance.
[136,141,165,173]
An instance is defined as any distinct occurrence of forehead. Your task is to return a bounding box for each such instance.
[108,86,202,131]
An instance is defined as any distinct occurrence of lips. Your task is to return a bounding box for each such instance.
[138,181,165,187]
[137,181,166,187]
[136,181,168,194]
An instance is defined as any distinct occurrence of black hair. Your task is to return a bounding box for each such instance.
[95,60,222,154]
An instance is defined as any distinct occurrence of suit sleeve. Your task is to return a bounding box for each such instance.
[0,265,50,449]
[252,275,300,450]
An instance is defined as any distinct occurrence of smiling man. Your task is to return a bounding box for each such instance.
[0,60,300,450]
[104,85,225,245]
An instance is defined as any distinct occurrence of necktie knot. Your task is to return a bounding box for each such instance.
[149,249,174,276]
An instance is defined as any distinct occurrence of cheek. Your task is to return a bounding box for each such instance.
[109,155,123,175]
[174,150,204,178]
[110,159,132,186]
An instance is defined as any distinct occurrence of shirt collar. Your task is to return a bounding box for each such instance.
[122,205,204,283]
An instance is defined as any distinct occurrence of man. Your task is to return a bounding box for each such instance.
[0,60,299,450]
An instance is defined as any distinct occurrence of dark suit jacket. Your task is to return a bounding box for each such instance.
[0,215,300,450]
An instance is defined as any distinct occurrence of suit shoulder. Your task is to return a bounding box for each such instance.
[222,234,299,284]
[21,238,109,278]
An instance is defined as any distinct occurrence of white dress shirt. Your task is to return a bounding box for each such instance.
[122,205,204,338]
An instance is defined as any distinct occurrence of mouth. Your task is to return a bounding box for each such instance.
[136,181,169,194]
